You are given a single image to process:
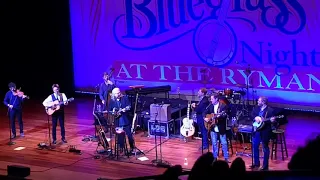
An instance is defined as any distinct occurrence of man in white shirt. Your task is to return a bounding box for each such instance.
[203,93,229,162]
[42,84,68,144]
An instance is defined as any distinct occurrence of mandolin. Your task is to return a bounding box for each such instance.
[204,111,226,130]
[113,106,130,119]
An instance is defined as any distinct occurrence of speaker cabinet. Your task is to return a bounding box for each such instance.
[149,104,171,122]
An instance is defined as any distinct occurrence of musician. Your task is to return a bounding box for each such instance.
[99,72,116,110]
[203,93,229,162]
[250,96,275,170]
[3,82,28,138]
[191,88,210,150]
[42,84,68,144]
[108,88,134,152]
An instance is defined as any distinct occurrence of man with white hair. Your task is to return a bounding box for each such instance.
[108,87,134,153]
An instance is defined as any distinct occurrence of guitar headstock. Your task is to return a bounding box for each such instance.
[276,115,284,118]
[68,97,75,102]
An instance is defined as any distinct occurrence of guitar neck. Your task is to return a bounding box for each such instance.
[56,98,74,106]
[187,102,190,119]
[262,115,282,122]
[58,100,69,105]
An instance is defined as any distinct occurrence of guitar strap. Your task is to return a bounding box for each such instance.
[264,109,268,119]
[216,102,221,114]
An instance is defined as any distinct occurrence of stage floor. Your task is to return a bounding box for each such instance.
[0,97,319,180]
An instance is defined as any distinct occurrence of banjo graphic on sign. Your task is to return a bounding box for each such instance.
[193,0,237,67]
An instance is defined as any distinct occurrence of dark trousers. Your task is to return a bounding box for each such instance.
[253,131,271,168]
[197,115,208,148]
[52,111,65,141]
[9,109,23,135]
[142,117,148,132]
[118,125,134,149]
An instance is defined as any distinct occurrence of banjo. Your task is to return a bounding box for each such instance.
[253,115,284,132]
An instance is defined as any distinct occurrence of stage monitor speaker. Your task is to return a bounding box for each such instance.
[7,165,30,178]
[149,104,171,122]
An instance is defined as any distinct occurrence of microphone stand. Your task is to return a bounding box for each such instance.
[178,103,183,139]
[245,65,251,107]
[38,111,54,150]
[46,114,53,148]
[151,103,170,167]
[131,88,145,158]
[89,85,100,142]
[171,87,183,139]
[7,108,15,145]
[251,125,254,167]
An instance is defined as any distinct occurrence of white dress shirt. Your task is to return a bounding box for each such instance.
[42,93,68,107]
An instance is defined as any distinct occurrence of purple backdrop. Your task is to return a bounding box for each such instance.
[69,0,320,109]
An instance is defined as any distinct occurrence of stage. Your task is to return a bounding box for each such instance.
[0,97,319,180]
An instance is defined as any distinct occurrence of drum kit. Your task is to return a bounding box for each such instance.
[207,84,246,104]
[206,83,255,122]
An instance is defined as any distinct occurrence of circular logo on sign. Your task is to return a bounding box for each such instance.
[193,17,237,67]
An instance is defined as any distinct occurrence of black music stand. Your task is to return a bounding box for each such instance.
[7,109,15,145]
[129,86,145,158]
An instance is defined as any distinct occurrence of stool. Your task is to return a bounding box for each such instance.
[218,128,234,156]
[114,130,129,159]
[271,129,288,161]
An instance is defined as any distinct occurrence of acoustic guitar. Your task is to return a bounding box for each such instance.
[180,101,195,137]
[46,98,74,115]
[93,113,109,149]
[253,115,284,132]
[204,111,226,130]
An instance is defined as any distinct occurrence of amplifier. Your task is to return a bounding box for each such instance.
[149,104,171,122]
[148,119,174,138]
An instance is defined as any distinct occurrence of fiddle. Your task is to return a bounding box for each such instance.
[13,88,30,99]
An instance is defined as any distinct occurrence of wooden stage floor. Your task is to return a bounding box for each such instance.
[0,97,319,180]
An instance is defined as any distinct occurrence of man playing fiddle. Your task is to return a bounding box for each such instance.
[3,82,28,138]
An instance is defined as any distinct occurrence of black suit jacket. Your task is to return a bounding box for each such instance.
[194,96,210,119]
[108,96,131,127]
[251,105,274,142]
[203,102,228,135]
